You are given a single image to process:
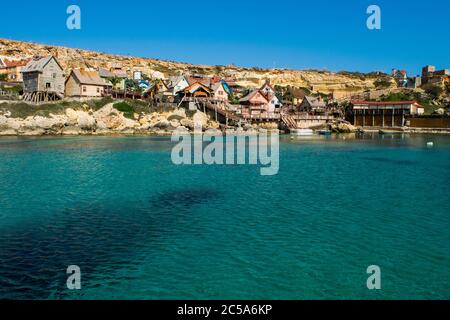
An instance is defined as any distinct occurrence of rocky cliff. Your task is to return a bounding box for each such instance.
[0,38,391,93]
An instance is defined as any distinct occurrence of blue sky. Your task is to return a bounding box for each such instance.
[1,0,449,74]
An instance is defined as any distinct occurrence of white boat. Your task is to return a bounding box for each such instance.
[290,129,314,136]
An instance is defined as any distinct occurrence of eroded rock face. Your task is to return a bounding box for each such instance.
[0,38,395,96]
[94,103,137,130]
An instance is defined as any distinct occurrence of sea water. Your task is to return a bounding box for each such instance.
[0,134,448,299]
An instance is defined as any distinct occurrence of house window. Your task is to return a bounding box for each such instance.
[82,86,86,92]
[46,83,51,89]
[52,73,56,79]
[97,87,100,93]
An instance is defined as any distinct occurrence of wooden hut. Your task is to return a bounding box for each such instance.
[65,69,107,97]
[21,56,65,103]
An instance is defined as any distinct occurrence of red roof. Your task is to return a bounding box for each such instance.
[352,100,423,107]
[2,58,31,68]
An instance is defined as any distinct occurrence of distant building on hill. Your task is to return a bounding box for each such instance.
[407,76,422,89]
[392,69,408,87]
[21,56,65,103]
[422,65,450,85]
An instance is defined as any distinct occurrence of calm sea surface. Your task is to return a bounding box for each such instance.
[0,134,449,299]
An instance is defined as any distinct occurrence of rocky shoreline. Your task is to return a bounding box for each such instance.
[0,102,281,136]
[1,101,449,137]
[0,102,216,136]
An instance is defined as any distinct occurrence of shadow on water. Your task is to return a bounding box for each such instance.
[151,188,220,211]
[360,157,418,166]
[0,187,219,299]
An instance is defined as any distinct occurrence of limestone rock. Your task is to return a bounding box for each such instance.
[193,111,208,128]
[94,103,138,131]
[77,112,96,130]
[170,119,180,129]
[168,108,187,120]
[180,118,195,130]
[332,122,357,133]
[154,119,170,129]
[206,121,220,130]
[435,108,445,115]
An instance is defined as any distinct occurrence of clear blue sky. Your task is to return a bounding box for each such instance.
[1,0,449,75]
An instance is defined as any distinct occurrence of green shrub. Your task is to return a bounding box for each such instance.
[374,78,392,89]
[113,101,133,113]
[422,83,443,99]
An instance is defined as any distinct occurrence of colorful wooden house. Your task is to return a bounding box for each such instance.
[182,81,212,98]
[65,69,107,97]
[21,56,65,102]
[145,79,172,101]
[260,80,282,110]
[167,75,190,95]
[98,68,115,90]
[0,58,31,82]
[239,90,270,119]
[299,96,327,113]
[260,80,276,96]
[212,81,229,102]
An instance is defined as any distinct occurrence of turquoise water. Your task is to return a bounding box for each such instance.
[0,134,449,300]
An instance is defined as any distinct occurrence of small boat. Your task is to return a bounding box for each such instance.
[318,129,332,135]
[291,129,314,136]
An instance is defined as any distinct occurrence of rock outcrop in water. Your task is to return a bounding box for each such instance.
[330,121,358,133]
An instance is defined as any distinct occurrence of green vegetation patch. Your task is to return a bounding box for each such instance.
[113,99,151,119]
[113,101,134,119]
[374,78,393,89]
[0,102,66,118]
[378,91,437,114]
[0,97,114,118]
